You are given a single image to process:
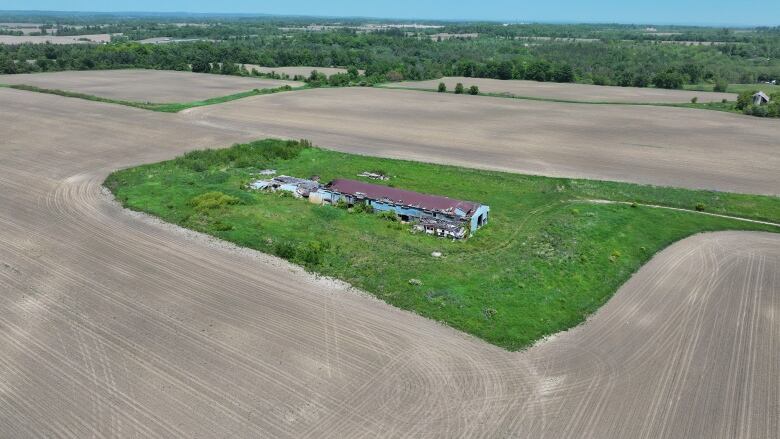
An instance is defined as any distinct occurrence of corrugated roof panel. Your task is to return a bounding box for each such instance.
[327,179,479,215]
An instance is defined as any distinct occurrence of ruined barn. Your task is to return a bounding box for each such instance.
[249,175,320,197]
[249,175,490,238]
[315,179,489,236]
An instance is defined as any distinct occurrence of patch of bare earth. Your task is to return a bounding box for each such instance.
[0,34,113,44]
[0,69,303,102]
[184,87,779,195]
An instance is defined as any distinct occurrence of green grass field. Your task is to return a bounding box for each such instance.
[105,140,780,350]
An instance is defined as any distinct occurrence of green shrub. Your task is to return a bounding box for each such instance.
[713,78,728,92]
[652,70,684,89]
[768,99,780,118]
[454,83,464,94]
[438,82,447,92]
[468,85,480,95]
[736,90,758,110]
[690,97,698,104]
[749,105,769,117]
[176,139,310,171]
[273,241,296,259]
[306,70,328,87]
[377,210,399,221]
[695,203,706,211]
[189,191,240,211]
[352,202,374,214]
[297,240,329,266]
[592,75,609,86]
[328,73,351,87]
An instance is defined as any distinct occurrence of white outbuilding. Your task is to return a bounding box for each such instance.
[752,91,770,106]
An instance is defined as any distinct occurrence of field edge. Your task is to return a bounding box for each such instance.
[102,141,780,351]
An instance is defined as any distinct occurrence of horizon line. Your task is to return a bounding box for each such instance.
[0,9,776,28]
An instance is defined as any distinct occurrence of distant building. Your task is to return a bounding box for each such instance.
[753,91,770,106]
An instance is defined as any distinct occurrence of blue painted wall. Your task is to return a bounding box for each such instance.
[469,205,490,233]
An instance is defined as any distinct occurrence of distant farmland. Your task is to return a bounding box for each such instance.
[0,69,302,102]
[0,33,112,44]
[183,87,779,195]
[390,77,736,103]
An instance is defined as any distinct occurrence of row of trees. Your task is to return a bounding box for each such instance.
[438,82,480,95]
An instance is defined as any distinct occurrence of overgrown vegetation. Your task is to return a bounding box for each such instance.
[735,89,780,117]
[105,139,780,350]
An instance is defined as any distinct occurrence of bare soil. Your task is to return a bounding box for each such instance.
[184,87,780,195]
[0,23,43,35]
[0,69,303,102]
[393,76,737,103]
[0,34,112,44]
[0,87,777,437]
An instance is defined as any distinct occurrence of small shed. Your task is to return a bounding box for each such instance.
[752,91,770,106]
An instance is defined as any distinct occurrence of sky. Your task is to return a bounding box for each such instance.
[2,1,779,27]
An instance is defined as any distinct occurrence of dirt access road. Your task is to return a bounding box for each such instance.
[1,84,779,437]
[0,69,302,102]
[391,76,737,103]
[185,87,780,195]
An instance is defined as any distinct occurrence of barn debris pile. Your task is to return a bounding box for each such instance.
[357,171,389,180]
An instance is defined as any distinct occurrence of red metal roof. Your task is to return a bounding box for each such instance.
[326,179,479,215]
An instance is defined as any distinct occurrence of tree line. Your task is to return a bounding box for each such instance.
[1,24,778,90]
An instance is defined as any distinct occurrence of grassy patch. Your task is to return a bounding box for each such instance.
[105,139,779,350]
[0,83,306,112]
